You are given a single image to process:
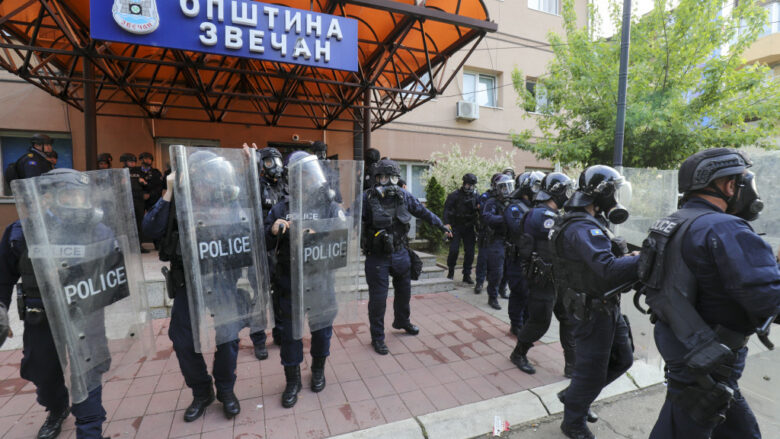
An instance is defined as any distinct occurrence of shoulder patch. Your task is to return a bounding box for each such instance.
[590,229,604,237]
[27,153,33,158]
[543,218,555,229]
[544,210,557,218]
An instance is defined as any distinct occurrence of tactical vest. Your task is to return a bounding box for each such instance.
[550,212,624,298]
[159,198,184,270]
[637,208,726,350]
[260,179,287,218]
[505,202,532,260]
[364,191,412,252]
[486,199,509,243]
[453,191,478,226]
[18,243,40,298]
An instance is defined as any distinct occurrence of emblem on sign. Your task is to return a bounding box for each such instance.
[112,0,160,35]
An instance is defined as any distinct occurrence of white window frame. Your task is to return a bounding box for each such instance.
[462,71,499,108]
[761,2,780,37]
[524,78,549,114]
[396,161,430,239]
[528,0,560,16]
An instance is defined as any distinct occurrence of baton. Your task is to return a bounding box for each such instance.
[755,314,778,351]
[602,280,640,301]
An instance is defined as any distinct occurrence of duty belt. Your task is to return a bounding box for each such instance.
[712,325,749,351]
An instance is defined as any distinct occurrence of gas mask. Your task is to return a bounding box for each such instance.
[727,171,763,221]
[374,174,400,199]
[461,183,476,194]
[262,156,284,179]
[593,177,631,225]
[53,188,103,225]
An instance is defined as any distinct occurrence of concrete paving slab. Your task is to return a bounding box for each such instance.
[527,380,571,415]
[594,374,639,402]
[625,359,665,389]
[329,418,424,439]
[418,390,548,439]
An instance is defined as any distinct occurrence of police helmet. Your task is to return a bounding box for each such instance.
[119,153,137,164]
[40,169,103,225]
[519,171,545,199]
[535,172,574,207]
[567,165,631,224]
[495,174,515,199]
[258,147,284,179]
[373,159,401,186]
[366,148,381,164]
[502,167,516,179]
[311,141,328,160]
[31,133,52,146]
[188,151,240,204]
[138,152,153,161]
[97,153,113,164]
[678,148,751,193]
[490,173,504,191]
[462,173,478,185]
[289,151,333,199]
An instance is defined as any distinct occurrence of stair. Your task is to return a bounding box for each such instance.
[141,250,454,319]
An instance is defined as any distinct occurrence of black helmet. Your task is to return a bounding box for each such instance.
[40,169,103,225]
[566,165,631,224]
[679,148,762,221]
[288,151,333,200]
[119,153,137,164]
[138,152,153,161]
[188,151,240,204]
[373,159,401,180]
[678,148,751,193]
[502,167,516,179]
[519,171,545,200]
[366,148,381,164]
[258,147,284,179]
[97,153,112,164]
[535,172,574,208]
[490,173,503,191]
[31,133,52,146]
[495,174,515,199]
[311,141,328,160]
[462,173,478,185]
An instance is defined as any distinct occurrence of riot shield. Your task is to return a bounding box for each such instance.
[289,158,363,340]
[743,148,780,250]
[11,169,154,404]
[614,167,679,247]
[171,145,271,353]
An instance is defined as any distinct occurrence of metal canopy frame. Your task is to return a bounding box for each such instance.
[0,0,496,135]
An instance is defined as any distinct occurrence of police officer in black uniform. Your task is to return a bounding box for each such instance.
[481,174,515,310]
[120,154,148,251]
[550,165,637,439]
[473,173,502,295]
[0,169,109,439]
[362,159,451,355]
[5,133,53,183]
[643,148,780,439]
[142,157,241,423]
[248,147,287,360]
[363,148,381,191]
[443,174,479,284]
[96,153,112,170]
[507,173,577,381]
[138,152,164,210]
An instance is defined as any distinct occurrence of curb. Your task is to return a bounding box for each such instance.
[330,360,666,439]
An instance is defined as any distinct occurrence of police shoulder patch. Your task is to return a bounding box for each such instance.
[544,210,556,217]
[590,229,604,236]
[543,218,555,229]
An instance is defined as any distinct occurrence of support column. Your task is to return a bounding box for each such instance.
[361,88,371,160]
[83,58,97,171]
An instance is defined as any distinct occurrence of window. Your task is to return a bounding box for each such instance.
[396,162,430,238]
[156,137,220,172]
[463,71,497,107]
[528,0,560,15]
[524,79,549,113]
[761,2,780,37]
[1,132,73,196]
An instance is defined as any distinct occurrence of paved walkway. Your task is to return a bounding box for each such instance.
[0,292,568,439]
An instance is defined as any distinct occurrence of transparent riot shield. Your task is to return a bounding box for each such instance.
[11,169,154,404]
[614,167,679,247]
[289,158,363,340]
[171,145,271,353]
[743,149,780,250]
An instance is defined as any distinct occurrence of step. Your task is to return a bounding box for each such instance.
[359,251,438,268]
[358,277,455,296]
[357,265,445,281]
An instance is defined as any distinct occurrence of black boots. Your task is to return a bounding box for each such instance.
[218,392,241,419]
[488,297,501,310]
[474,282,483,294]
[392,321,419,335]
[447,267,455,280]
[254,344,268,360]
[498,288,509,299]
[311,357,327,392]
[37,405,69,439]
[509,342,536,374]
[282,365,302,408]
[372,339,389,355]
[560,323,577,379]
[560,422,596,439]
[462,274,474,284]
[184,389,214,422]
[557,388,599,423]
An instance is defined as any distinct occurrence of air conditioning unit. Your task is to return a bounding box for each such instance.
[456,100,479,121]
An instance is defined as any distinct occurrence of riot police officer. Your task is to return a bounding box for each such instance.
[5,133,53,184]
[138,152,164,210]
[481,174,515,310]
[550,165,637,439]
[443,174,480,284]
[0,169,110,439]
[474,173,502,295]
[96,153,112,170]
[363,148,381,191]
[249,147,287,360]
[644,148,780,439]
[362,159,451,355]
[507,173,577,381]
[264,151,343,408]
[143,153,242,423]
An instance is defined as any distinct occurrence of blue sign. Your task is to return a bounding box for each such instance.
[91,0,359,72]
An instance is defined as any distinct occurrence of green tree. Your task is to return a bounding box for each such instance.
[421,176,446,252]
[512,0,780,168]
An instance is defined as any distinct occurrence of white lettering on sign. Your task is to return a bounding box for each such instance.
[652,219,679,234]
[64,266,127,305]
[198,236,251,260]
[304,240,347,263]
[178,0,346,65]
[29,245,86,259]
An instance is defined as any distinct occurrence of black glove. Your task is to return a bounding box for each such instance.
[0,303,9,348]
[684,340,736,376]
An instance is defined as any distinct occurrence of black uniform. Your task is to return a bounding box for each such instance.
[443,187,479,278]
[139,165,164,210]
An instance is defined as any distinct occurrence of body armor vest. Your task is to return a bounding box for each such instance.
[637,208,723,350]
[486,199,509,243]
[260,179,287,218]
[364,191,412,253]
[453,191,478,226]
[18,243,40,298]
[551,212,624,298]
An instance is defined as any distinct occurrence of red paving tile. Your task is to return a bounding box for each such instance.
[0,291,569,439]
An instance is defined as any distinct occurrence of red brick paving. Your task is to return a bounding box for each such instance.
[0,292,567,438]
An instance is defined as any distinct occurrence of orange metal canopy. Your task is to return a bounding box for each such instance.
[0,0,496,132]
